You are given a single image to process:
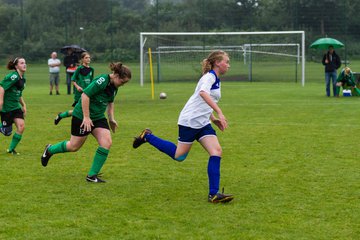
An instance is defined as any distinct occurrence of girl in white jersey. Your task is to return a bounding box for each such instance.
[133,50,233,203]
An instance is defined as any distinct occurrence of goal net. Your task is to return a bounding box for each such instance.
[140,31,305,86]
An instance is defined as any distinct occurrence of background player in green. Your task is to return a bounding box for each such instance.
[54,52,94,125]
[335,67,360,96]
[41,62,131,183]
[0,57,27,155]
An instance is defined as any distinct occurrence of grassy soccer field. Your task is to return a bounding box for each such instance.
[1,62,360,239]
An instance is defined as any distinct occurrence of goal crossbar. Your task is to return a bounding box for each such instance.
[140,31,305,86]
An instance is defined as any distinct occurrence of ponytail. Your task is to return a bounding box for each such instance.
[201,50,228,75]
[110,62,132,79]
[7,57,23,70]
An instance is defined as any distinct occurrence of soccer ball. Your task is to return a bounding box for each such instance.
[159,92,167,99]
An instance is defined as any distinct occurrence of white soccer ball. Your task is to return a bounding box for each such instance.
[159,92,167,99]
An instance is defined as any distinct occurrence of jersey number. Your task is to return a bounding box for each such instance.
[96,77,106,85]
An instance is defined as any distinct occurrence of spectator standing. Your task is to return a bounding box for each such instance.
[48,52,61,95]
[63,48,79,95]
[322,45,341,97]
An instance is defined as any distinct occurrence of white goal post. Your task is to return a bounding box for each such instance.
[140,31,305,86]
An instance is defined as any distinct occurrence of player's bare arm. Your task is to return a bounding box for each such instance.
[80,93,93,132]
[107,102,118,133]
[199,90,228,130]
[0,86,4,111]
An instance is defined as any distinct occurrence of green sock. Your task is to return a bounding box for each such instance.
[88,147,109,177]
[48,141,68,155]
[9,133,22,151]
[336,86,340,95]
[59,111,71,118]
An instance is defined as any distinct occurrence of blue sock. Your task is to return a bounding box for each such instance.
[208,156,221,195]
[146,134,176,159]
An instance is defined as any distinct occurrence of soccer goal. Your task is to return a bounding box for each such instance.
[140,31,305,86]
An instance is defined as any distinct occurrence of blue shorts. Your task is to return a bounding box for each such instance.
[178,124,216,144]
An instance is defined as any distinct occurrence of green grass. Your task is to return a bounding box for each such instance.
[0,62,360,239]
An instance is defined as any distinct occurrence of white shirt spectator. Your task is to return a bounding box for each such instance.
[48,52,61,73]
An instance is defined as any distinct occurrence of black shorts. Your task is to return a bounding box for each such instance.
[71,116,109,136]
[1,109,24,127]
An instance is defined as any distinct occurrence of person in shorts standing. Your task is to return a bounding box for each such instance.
[48,52,61,95]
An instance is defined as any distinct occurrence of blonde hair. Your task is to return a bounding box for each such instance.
[201,50,228,75]
[344,67,351,75]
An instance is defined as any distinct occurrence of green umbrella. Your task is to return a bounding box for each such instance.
[310,37,344,49]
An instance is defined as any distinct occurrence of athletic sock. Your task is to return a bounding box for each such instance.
[48,141,68,155]
[8,133,22,151]
[207,156,221,195]
[145,134,176,159]
[59,111,71,118]
[88,147,109,177]
[336,86,340,96]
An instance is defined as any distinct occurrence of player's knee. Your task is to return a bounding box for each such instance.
[0,126,12,136]
[17,123,25,133]
[102,138,112,149]
[211,146,222,157]
[174,152,188,162]
[67,143,81,152]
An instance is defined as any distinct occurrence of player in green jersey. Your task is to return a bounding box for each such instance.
[0,57,27,155]
[54,52,94,125]
[41,62,131,183]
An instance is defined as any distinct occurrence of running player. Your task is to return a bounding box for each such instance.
[41,62,131,183]
[54,52,94,125]
[133,50,234,203]
[0,57,27,155]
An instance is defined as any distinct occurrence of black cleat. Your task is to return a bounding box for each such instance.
[86,174,106,183]
[132,128,152,148]
[54,113,62,125]
[208,188,234,203]
[7,149,19,155]
[41,144,52,167]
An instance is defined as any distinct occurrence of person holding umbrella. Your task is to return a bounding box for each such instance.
[63,48,79,95]
[322,45,341,97]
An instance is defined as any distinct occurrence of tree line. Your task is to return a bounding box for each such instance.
[0,0,358,63]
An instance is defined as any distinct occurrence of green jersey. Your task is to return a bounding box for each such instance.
[0,71,26,112]
[71,65,94,102]
[72,74,118,121]
[336,69,356,87]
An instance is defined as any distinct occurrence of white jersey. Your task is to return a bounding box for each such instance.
[178,70,221,129]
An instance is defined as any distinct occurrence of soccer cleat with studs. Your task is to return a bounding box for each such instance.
[208,188,234,203]
[54,113,62,125]
[41,144,52,167]
[132,128,152,148]
[7,149,19,155]
[86,174,106,183]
